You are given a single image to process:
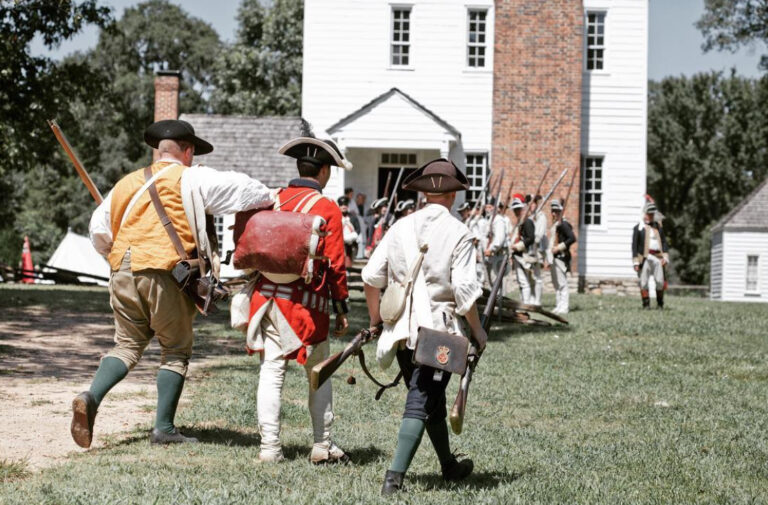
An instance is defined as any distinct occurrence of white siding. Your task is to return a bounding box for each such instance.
[579,0,648,279]
[302,0,494,163]
[720,230,768,303]
[710,230,723,300]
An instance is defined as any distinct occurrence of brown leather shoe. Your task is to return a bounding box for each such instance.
[71,391,98,448]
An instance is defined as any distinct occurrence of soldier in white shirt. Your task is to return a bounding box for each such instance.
[483,197,508,288]
[361,158,488,496]
[529,194,548,305]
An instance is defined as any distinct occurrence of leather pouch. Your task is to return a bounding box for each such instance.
[413,327,469,375]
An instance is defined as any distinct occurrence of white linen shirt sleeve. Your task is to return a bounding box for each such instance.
[489,217,506,253]
[89,190,113,258]
[184,165,276,215]
[451,233,483,315]
[361,232,390,289]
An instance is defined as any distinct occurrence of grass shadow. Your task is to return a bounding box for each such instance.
[408,468,529,491]
[182,426,261,447]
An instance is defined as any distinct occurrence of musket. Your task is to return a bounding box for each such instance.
[470,169,493,216]
[484,167,505,246]
[560,167,579,220]
[381,167,405,228]
[522,166,551,222]
[450,250,508,435]
[310,325,383,391]
[48,119,103,204]
[533,168,568,218]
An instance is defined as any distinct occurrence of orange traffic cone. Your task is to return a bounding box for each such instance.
[20,236,34,284]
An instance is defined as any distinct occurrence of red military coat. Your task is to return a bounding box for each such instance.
[248,179,349,364]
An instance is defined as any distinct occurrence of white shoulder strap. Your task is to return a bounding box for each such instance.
[120,163,177,227]
[299,193,324,214]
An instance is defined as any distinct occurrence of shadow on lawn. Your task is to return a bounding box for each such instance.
[409,467,530,491]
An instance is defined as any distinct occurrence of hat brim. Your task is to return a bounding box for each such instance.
[401,160,469,194]
[144,124,213,155]
[279,137,353,170]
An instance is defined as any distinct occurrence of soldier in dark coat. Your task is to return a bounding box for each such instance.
[547,199,577,314]
[631,200,669,309]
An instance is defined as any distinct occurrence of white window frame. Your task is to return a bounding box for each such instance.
[466,8,488,69]
[581,155,604,227]
[584,10,606,72]
[464,152,488,202]
[381,152,418,167]
[745,254,760,295]
[390,5,413,68]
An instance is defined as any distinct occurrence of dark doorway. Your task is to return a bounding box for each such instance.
[378,167,418,205]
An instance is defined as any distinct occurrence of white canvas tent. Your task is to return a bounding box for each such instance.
[46,231,110,286]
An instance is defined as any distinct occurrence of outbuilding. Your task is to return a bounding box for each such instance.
[710,178,768,302]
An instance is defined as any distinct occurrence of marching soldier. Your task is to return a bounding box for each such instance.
[530,195,548,306]
[632,199,669,309]
[245,137,352,463]
[509,193,536,303]
[366,197,389,255]
[74,119,275,447]
[465,203,488,287]
[483,197,508,287]
[457,201,471,223]
[548,199,576,314]
[361,158,487,495]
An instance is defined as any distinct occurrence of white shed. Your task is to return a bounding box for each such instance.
[710,178,768,303]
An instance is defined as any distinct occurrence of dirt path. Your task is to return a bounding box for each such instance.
[0,304,229,470]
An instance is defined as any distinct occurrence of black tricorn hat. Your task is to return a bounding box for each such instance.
[279,137,353,170]
[144,119,213,155]
[401,158,469,194]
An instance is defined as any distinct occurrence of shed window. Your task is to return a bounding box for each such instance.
[746,255,759,292]
[465,153,488,202]
[391,7,411,66]
[585,12,605,71]
[214,215,224,255]
[467,9,488,68]
[581,156,603,226]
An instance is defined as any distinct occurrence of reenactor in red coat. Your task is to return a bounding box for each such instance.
[245,137,352,463]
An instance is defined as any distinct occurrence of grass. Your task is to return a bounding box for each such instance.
[0,460,29,483]
[1,286,767,504]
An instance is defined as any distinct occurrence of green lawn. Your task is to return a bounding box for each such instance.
[1,286,767,504]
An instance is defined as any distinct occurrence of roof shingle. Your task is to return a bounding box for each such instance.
[180,114,309,187]
[712,177,768,231]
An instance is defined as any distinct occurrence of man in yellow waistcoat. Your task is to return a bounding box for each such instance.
[70,119,275,447]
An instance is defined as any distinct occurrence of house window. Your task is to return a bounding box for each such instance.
[585,12,605,71]
[391,7,411,66]
[214,215,224,255]
[746,255,759,292]
[581,156,603,226]
[465,153,488,202]
[467,9,487,68]
[381,153,417,166]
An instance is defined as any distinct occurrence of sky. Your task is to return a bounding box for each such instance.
[31,0,765,80]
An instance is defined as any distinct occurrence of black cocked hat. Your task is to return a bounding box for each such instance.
[279,137,353,170]
[401,158,469,194]
[144,119,213,155]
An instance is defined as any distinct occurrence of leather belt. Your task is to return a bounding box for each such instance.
[257,280,330,314]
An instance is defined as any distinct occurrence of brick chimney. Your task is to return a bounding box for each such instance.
[492,0,584,267]
[153,70,181,160]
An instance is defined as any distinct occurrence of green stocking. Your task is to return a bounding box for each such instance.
[389,418,426,473]
[89,357,129,406]
[155,369,185,434]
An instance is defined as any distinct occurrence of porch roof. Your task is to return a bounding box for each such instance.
[326,88,462,151]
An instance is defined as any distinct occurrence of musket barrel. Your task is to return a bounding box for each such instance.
[48,120,103,204]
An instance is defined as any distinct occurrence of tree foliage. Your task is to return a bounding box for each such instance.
[647,72,768,284]
[0,0,112,265]
[697,0,768,71]
[210,0,303,116]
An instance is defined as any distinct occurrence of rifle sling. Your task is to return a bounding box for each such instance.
[357,349,402,400]
[144,166,189,261]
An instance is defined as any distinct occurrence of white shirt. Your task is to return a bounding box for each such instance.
[362,204,482,368]
[488,215,508,254]
[89,160,275,257]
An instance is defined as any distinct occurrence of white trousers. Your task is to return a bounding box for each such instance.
[514,257,532,304]
[639,254,665,292]
[531,263,543,306]
[550,258,569,314]
[257,316,333,457]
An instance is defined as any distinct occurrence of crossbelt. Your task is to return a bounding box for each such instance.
[257,280,330,314]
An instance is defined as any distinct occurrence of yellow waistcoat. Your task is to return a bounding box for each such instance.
[107,161,196,272]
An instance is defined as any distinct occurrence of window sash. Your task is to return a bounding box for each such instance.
[467,9,487,68]
[585,12,605,71]
[465,153,488,201]
[391,8,411,66]
[581,156,603,226]
[746,255,759,292]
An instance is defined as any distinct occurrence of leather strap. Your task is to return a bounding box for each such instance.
[144,166,188,261]
[357,349,402,400]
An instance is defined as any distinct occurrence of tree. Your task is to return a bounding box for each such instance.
[13,0,222,264]
[0,0,112,265]
[647,72,768,284]
[210,0,303,116]
[697,0,768,71]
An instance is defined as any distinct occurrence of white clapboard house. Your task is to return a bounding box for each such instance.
[710,178,768,303]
